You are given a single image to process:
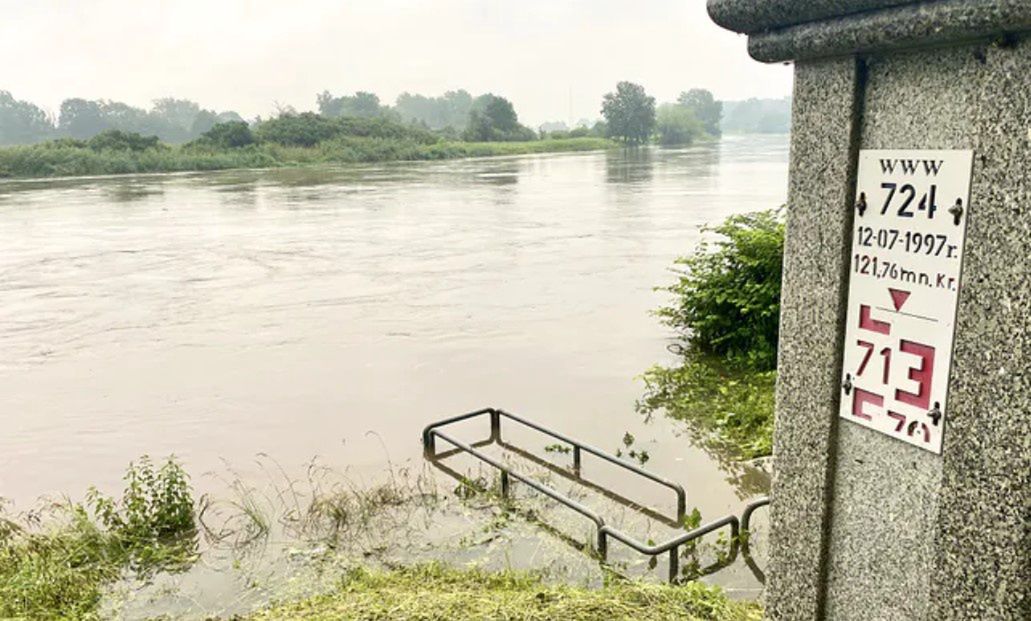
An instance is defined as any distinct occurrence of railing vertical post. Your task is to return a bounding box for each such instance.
[489,409,501,442]
[668,547,679,583]
[500,470,510,499]
[573,446,581,476]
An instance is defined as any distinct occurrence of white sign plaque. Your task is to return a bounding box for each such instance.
[839,149,973,454]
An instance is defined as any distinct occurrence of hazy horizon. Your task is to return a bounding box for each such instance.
[0,0,792,127]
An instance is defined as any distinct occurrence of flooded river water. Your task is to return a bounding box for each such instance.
[0,135,788,607]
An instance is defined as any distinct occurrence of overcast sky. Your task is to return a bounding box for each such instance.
[0,0,793,127]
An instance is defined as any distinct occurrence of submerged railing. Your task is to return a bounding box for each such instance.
[422,407,770,583]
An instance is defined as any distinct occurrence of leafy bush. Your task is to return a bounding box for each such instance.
[87,129,161,152]
[197,121,254,148]
[254,112,339,147]
[657,209,784,371]
[641,210,784,459]
[86,455,194,559]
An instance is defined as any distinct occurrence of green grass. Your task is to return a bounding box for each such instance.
[0,137,615,179]
[246,563,762,621]
[638,356,776,459]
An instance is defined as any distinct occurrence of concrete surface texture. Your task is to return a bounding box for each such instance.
[708,1,1031,619]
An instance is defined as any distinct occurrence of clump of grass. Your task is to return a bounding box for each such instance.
[543,444,571,455]
[245,563,761,620]
[0,456,196,618]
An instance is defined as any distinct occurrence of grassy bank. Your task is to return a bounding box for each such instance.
[246,563,761,621]
[0,136,614,179]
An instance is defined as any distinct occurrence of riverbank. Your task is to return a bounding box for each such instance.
[0,458,763,620]
[244,564,761,621]
[0,136,614,180]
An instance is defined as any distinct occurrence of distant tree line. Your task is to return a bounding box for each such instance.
[720,97,791,134]
[0,91,244,146]
[1,86,791,149]
[0,88,550,147]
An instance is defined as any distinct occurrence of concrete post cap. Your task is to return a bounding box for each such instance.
[707,0,1031,62]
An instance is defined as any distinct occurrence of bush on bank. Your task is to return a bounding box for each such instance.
[640,209,785,458]
[658,210,784,371]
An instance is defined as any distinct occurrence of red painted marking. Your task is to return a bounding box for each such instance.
[888,288,911,311]
[856,340,874,376]
[907,420,931,443]
[895,340,935,410]
[852,388,883,421]
[859,304,891,335]
[887,411,906,432]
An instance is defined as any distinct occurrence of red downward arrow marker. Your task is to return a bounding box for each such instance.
[889,288,911,311]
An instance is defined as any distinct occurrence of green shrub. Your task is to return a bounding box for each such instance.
[255,112,338,147]
[657,209,784,371]
[198,121,254,148]
[86,456,194,559]
[640,209,784,459]
[87,129,161,152]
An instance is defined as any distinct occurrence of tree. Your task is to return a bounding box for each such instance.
[473,94,518,132]
[655,103,704,146]
[0,91,54,145]
[317,91,386,118]
[394,89,473,130]
[151,98,201,129]
[677,89,722,137]
[601,82,656,144]
[462,94,534,142]
[189,109,219,137]
[59,98,110,139]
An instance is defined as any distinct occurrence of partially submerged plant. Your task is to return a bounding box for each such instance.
[0,456,197,618]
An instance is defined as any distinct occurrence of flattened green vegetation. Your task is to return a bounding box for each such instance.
[639,356,776,459]
[247,563,762,621]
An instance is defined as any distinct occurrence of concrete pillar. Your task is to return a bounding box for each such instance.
[708,2,1031,619]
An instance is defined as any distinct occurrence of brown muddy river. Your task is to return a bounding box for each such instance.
[0,136,788,611]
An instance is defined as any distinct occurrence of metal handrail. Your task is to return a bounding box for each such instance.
[422,407,770,583]
[422,407,687,523]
